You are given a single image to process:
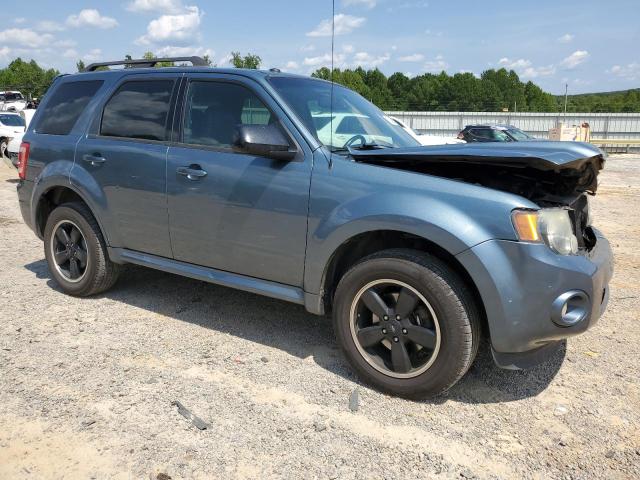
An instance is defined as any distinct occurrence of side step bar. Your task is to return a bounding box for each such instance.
[109,248,306,305]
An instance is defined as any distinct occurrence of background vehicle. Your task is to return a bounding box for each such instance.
[5,109,36,168]
[0,112,26,165]
[0,91,27,112]
[458,124,537,142]
[16,57,613,398]
[391,116,465,145]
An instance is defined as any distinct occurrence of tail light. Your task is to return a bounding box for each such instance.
[17,141,30,180]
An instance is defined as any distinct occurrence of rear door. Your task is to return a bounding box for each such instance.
[75,74,180,257]
[166,74,312,287]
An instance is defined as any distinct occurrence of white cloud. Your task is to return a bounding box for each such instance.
[498,57,555,78]
[54,39,77,48]
[353,51,390,68]
[284,60,299,70]
[127,0,185,14]
[399,53,424,62]
[303,53,332,67]
[343,0,376,9]
[15,17,26,24]
[62,48,78,58]
[301,44,316,52]
[0,46,11,60]
[36,20,65,32]
[83,48,103,62]
[0,28,54,48]
[558,33,574,43]
[307,14,365,37]
[499,57,531,69]
[609,62,640,81]
[137,6,202,45]
[67,9,118,29]
[154,45,212,58]
[424,55,448,72]
[560,50,589,69]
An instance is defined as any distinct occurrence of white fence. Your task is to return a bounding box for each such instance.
[385,111,640,140]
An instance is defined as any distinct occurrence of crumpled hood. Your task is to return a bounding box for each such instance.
[350,141,605,172]
[350,141,606,201]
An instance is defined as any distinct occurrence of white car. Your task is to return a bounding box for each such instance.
[314,113,395,148]
[0,91,27,112]
[0,112,26,160]
[389,116,465,145]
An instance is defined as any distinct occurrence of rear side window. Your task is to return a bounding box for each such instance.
[101,80,174,141]
[35,80,103,135]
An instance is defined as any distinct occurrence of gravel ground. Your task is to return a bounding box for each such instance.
[0,155,638,480]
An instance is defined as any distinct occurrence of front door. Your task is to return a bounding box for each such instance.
[75,75,179,257]
[166,75,312,287]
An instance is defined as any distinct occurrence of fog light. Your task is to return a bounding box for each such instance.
[551,290,590,327]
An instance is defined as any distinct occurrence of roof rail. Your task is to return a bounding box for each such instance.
[83,56,208,72]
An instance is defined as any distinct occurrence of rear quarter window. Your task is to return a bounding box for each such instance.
[34,80,104,135]
[100,80,174,141]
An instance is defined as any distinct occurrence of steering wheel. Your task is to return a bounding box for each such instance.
[343,135,367,149]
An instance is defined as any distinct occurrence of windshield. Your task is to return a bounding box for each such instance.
[269,76,419,152]
[506,128,533,140]
[3,93,24,101]
[0,114,25,127]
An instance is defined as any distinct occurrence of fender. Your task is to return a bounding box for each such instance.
[303,155,539,296]
[31,160,111,246]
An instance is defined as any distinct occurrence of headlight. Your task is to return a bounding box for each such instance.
[512,208,579,255]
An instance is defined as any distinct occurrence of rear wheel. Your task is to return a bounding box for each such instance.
[0,138,7,159]
[44,202,120,296]
[333,249,480,398]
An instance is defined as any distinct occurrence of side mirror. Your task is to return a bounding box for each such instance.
[233,124,297,161]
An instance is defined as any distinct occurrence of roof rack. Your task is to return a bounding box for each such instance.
[83,56,208,72]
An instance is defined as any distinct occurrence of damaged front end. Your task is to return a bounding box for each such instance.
[350,141,605,253]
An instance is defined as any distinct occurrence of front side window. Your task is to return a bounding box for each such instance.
[268,76,419,152]
[182,81,273,148]
[101,80,174,141]
[35,81,104,135]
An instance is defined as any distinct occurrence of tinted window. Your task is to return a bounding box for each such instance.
[35,81,103,135]
[0,114,25,127]
[101,80,174,141]
[183,81,272,147]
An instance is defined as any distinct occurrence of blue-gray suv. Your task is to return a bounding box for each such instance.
[16,57,613,398]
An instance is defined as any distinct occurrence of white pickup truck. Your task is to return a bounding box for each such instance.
[0,91,27,112]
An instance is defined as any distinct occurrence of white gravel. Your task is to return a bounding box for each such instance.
[0,156,639,479]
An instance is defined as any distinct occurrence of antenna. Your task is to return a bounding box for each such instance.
[329,0,335,166]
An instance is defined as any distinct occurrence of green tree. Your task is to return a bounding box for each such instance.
[230,52,261,69]
[76,59,86,72]
[0,58,59,98]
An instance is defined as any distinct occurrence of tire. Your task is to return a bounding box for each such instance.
[0,139,7,159]
[44,202,120,296]
[333,248,480,399]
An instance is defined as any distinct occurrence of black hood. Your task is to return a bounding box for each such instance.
[350,141,605,171]
[350,141,606,202]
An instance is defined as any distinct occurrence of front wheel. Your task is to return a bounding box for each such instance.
[44,202,120,296]
[0,139,7,159]
[333,249,480,398]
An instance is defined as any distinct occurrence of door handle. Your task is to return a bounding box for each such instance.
[83,154,106,166]
[177,165,208,181]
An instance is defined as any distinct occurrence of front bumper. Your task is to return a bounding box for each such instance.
[457,229,613,367]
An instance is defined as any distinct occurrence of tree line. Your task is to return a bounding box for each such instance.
[1,55,638,113]
[312,66,640,113]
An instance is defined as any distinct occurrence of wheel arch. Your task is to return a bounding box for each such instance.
[317,229,488,334]
[34,184,108,245]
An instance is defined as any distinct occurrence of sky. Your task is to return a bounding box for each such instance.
[1,0,639,95]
